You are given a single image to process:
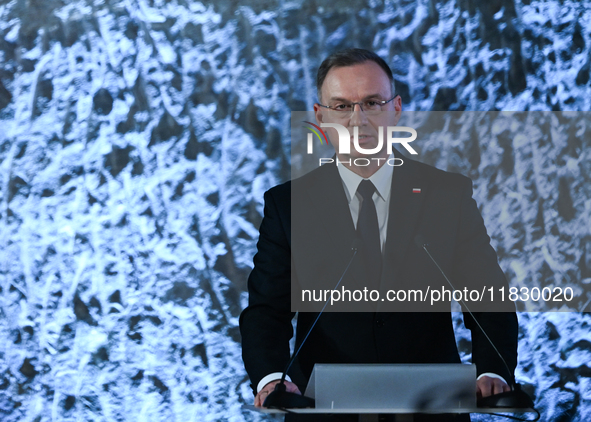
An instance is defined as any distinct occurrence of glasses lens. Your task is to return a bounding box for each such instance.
[328,101,385,115]
[364,101,382,113]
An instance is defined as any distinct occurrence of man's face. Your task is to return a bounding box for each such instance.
[313,61,402,161]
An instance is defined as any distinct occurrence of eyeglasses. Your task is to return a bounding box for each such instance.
[317,96,397,116]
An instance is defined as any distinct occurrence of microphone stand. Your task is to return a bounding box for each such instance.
[263,243,359,409]
[414,235,536,412]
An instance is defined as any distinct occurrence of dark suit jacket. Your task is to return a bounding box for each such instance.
[240,153,518,395]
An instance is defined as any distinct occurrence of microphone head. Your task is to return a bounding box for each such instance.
[414,234,428,248]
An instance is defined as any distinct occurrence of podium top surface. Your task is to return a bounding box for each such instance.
[243,404,536,414]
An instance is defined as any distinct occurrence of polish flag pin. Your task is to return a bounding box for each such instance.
[412,188,421,193]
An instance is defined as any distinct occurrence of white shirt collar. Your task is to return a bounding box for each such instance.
[337,157,394,203]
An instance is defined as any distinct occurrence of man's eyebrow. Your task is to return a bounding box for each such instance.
[328,94,384,102]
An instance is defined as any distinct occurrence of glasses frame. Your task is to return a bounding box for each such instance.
[317,95,398,115]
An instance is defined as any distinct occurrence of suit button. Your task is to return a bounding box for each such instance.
[376,319,385,327]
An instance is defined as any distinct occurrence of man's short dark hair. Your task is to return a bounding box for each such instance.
[316,48,395,101]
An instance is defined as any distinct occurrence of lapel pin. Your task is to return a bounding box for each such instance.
[412,188,421,193]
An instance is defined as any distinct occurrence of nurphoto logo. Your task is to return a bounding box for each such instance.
[303,122,418,167]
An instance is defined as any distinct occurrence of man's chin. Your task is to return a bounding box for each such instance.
[336,153,389,162]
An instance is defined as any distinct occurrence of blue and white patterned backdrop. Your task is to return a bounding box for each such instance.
[0,0,590,421]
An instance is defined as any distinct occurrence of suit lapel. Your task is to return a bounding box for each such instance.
[381,156,428,288]
[303,163,371,287]
[304,162,357,257]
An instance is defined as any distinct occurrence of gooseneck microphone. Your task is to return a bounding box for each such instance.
[414,234,538,419]
[263,241,359,409]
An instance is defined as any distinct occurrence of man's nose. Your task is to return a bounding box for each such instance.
[348,103,368,126]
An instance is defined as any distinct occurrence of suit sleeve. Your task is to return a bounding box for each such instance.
[239,187,295,394]
[452,177,518,383]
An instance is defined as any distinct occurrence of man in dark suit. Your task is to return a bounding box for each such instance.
[239,49,518,421]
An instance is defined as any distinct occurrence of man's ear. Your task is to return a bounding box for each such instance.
[393,95,402,125]
[313,103,324,125]
[394,95,402,112]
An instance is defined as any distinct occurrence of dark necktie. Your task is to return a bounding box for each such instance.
[356,180,382,286]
